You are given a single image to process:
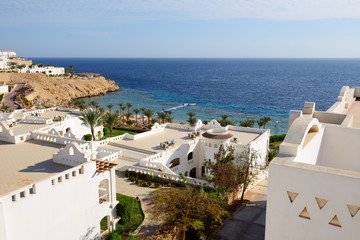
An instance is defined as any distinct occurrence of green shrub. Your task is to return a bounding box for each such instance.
[103,126,109,136]
[142,182,148,187]
[126,120,133,126]
[149,175,155,181]
[155,182,160,188]
[129,176,135,182]
[270,134,286,143]
[135,179,139,185]
[268,149,279,162]
[83,134,92,141]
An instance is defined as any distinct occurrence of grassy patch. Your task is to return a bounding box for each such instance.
[103,127,139,139]
[270,134,286,143]
[116,194,144,232]
[100,216,108,231]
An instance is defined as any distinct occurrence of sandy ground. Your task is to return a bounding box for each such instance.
[0,73,119,106]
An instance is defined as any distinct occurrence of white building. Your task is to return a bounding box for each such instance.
[28,65,65,76]
[0,85,8,94]
[266,86,360,240]
[0,108,119,240]
[0,56,8,69]
[0,51,16,58]
[109,119,270,185]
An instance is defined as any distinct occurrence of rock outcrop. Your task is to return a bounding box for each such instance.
[0,73,119,106]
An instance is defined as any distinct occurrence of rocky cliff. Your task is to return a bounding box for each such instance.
[0,73,119,106]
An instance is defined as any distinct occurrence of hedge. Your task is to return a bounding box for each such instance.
[270,134,286,143]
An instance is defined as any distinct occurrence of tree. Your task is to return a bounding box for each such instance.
[107,103,114,113]
[150,186,228,240]
[204,144,236,196]
[118,103,124,115]
[133,108,140,124]
[104,111,120,137]
[140,108,146,125]
[165,111,174,123]
[187,112,197,126]
[236,148,260,201]
[262,116,271,129]
[65,67,69,74]
[126,103,133,115]
[88,100,99,109]
[79,109,104,141]
[218,115,235,127]
[69,65,74,74]
[239,119,256,128]
[144,109,153,126]
[156,112,162,123]
[124,112,132,121]
[256,118,264,129]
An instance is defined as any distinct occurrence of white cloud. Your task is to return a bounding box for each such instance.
[1,0,360,26]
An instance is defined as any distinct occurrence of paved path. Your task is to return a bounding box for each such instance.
[115,172,163,237]
[2,84,23,110]
[211,180,268,240]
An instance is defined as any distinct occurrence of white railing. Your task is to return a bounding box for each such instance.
[139,160,175,174]
[166,123,195,131]
[118,165,211,187]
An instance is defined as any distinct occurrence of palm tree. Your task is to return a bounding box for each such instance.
[262,116,271,129]
[239,119,256,128]
[156,112,162,123]
[118,103,124,115]
[133,109,140,124]
[124,112,132,121]
[120,105,126,122]
[187,112,196,126]
[140,108,146,124]
[104,111,120,137]
[257,118,264,129]
[88,100,99,109]
[107,104,114,113]
[144,109,154,126]
[126,103,133,115]
[79,109,104,141]
[69,65,74,74]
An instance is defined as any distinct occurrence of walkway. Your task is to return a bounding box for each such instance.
[210,180,268,240]
[2,84,23,110]
[115,171,163,237]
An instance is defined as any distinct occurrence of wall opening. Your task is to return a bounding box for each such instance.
[187,152,193,160]
[302,125,319,149]
[98,179,109,204]
[169,158,180,168]
[190,168,196,178]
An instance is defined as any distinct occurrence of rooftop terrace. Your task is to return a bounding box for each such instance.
[0,140,69,197]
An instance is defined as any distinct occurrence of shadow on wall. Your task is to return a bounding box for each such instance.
[79,226,99,240]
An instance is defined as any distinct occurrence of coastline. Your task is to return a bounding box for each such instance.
[0,72,119,108]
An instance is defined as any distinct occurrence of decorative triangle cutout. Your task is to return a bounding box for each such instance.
[329,215,341,228]
[287,191,299,203]
[347,204,360,218]
[315,197,328,210]
[299,207,311,220]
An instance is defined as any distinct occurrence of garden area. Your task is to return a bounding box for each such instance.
[268,134,286,162]
[105,194,144,240]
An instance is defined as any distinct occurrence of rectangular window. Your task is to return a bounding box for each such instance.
[29,188,34,194]
[51,179,55,185]
[20,191,25,198]
[11,195,16,202]
[65,173,69,179]
[72,171,76,177]
[58,176,62,183]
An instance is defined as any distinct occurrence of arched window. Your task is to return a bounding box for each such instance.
[187,152,193,160]
[66,127,71,133]
[69,147,74,156]
[214,144,218,148]
[169,158,180,168]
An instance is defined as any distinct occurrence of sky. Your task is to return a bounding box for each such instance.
[1,0,360,58]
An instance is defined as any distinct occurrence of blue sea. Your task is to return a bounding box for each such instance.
[31,58,360,134]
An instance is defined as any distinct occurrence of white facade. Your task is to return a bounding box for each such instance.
[266,86,360,240]
[0,85,8,94]
[0,107,117,240]
[0,51,16,57]
[0,56,8,69]
[28,66,65,75]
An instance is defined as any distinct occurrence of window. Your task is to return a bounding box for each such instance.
[184,171,188,176]
[214,144,218,148]
[20,191,25,198]
[51,179,55,185]
[169,158,180,168]
[69,147,74,156]
[58,176,62,183]
[187,152,193,160]
[190,168,196,178]
[65,173,69,179]
[11,195,16,202]
[209,143,212,147]
[72,171,76,177]
[202,166,206,176]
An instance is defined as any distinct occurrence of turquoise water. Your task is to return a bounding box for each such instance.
[31,58,360,134]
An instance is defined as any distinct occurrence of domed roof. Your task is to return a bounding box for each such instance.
[202,127,233,139]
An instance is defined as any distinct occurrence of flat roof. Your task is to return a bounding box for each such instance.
[0,140,69,197]
[107,127,261,154]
